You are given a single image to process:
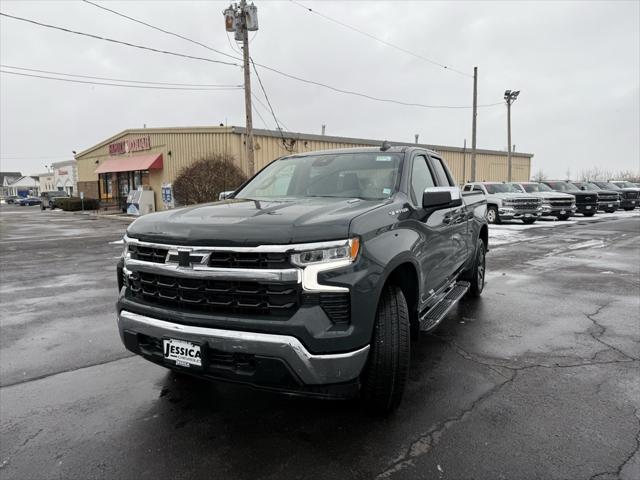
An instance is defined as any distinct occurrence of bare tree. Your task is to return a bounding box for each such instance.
[532,169,547,182]
[173,154,247,206]
[613,169,640,182]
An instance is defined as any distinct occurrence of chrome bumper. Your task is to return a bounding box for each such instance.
[118,310,370,385]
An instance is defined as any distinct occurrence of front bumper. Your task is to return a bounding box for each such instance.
[118,309,370,390]
[597,200,620,211]
[576,204,598,214]
[540,205,576,216]
[498,207,542,220]
[621,198,638,209]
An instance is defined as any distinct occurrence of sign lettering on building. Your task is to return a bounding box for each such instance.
[109,136,151,155]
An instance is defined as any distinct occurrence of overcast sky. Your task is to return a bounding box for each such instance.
[1,0,638,178]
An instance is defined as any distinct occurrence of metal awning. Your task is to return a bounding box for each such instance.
[94,154,163,174]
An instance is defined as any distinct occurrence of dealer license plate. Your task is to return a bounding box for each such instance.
[560,210,566,214]
[586,206,592,209]
[163,338,202,368]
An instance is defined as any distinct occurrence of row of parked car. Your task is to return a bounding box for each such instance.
[462,180,640,224]
[2,190,70,208]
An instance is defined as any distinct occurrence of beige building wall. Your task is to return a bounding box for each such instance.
[76,126,533,209]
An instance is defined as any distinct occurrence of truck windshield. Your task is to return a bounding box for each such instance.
[484,183,520,194]
[545,182,578,192]
[235,152,403,200]
[615,181,637,188]
[574,182,600,191]
[521,183,553,193]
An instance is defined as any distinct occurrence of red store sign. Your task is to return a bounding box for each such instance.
[109,136,151,155]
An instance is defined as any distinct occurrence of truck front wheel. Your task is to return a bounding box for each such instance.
[361,284,410,414]
[486,206,500,224]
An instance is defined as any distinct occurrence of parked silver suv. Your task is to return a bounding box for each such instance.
[463,182,542,224]
[510,182,576,220]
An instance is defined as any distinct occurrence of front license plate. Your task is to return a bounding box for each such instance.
[608,204,613,208]
[632,201,636,204]
[163,338,202,368]
[586,206,592,209]
[560,210,566,214]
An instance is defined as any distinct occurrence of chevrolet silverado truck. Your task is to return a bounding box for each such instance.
[116,146,488,413]
[606,181,640,210]
[541,181,598,216]
[510,182,576,220]
[572,182,620,213]
[462,182,542,224]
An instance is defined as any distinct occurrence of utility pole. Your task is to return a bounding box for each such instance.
[504,89,520,182]
[470,66,478,182]
[224,1,258,175]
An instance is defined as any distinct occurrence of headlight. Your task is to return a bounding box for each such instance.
[291,238,360,266]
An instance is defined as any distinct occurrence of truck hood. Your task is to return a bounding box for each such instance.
[126,197,387,246]
[488,192,538,200]
[526,192,574,200]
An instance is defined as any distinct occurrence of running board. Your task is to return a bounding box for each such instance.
[419,281,470,332]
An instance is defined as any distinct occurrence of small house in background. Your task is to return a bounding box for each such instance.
[3,175,40,198]
[0,171,22,197]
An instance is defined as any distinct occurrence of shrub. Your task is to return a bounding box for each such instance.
[54,197,99,211]
[173,154,247,206]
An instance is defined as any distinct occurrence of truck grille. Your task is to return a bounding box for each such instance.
[129,245,168,264]
[597,194,619,202]
[626,191,639,199]
[548,198,573,207]
[129,271,300,317]
[504,198,541,210]
[127,244,292,269]
[576,194,597,205]
[208,251,291,269]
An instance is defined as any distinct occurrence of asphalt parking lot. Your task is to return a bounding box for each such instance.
[1,205,638,480]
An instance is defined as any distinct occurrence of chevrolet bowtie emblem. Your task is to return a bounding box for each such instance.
[177,249,193,268]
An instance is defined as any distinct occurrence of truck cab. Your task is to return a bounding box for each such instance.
[116,146,488,413]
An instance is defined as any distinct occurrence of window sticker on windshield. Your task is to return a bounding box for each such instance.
[383,188,391,195]
[376,156,393,162]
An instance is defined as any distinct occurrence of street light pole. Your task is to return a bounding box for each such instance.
[504,89,520,182]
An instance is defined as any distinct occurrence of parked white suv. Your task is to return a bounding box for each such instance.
[463,182,542,224]
[510,182,576,220]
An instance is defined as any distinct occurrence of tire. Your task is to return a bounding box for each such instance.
[486,206,500,224]
[361,284,410,414]
[522,217,537,224]
[584,212,596,217]
[465,239,486,298]
[604,209,616,214]
[624,207,634,211]
[557,214,571,221]
[40,204,45,210]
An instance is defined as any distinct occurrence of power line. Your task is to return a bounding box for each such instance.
[1,65,242,88]
[250,95,270,129]
[0,12,241,68]
[1,10,500,109]
[0,70,243,91]
[75,3,498,109]
[290,0,472,78]
[250,58,285,138]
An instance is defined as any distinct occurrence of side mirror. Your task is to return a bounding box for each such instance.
[219,190,235,200]
[422,187,462,209]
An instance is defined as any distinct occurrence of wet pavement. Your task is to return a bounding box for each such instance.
[1,205,638,480]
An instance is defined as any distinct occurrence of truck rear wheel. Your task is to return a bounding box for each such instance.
[361,284,410,414]
[464,238,486,297]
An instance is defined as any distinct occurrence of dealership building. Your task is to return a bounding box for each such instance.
[75,126,534,211]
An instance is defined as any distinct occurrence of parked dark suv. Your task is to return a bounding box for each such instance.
[40,191,70,210]
[116,146,488,413]
[541,181,598,216]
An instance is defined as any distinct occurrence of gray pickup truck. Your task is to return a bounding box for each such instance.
[116,146,488,413]
[510,182,576,220]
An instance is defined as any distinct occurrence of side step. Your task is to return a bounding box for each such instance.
[419,281,470,332]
